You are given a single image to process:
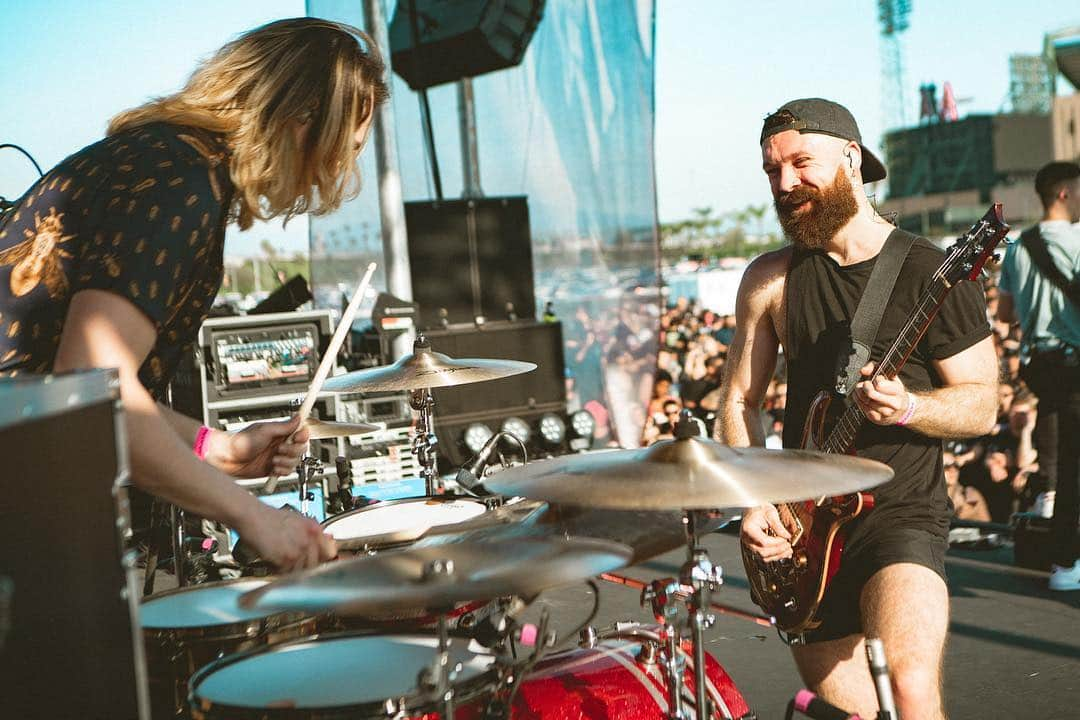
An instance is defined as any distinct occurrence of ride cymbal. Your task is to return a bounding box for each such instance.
[482,436,894,510]
[323,336,535,393]
[239,537,631,616]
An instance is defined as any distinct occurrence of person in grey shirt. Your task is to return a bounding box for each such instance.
[999,160,1080,591]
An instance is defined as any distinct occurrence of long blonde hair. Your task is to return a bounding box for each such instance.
[109,18,389,230]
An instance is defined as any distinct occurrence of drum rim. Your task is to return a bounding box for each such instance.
[141,577,317,641]
[188,629,502,718]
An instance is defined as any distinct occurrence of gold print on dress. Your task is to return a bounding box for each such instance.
[155,249,168,266]
[103,256,121,278]
[171,216,181,232]
[148,205,159,221]
[185,194,198,207]
[0,207,75,298]
[8,321,21,338]
[133,178,157,193]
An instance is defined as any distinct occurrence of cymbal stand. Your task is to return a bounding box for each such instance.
[296,456,322,517]
[680,511,721,720]
[411,388,440,496]
[419,559,460,720]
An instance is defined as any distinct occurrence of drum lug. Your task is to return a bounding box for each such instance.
[578,625,598,649]
[636,640,659,666]
[383,696,407,718]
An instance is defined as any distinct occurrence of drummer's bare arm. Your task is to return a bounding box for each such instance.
[157,402,311,478]
[852,336,998,437]
[54,289,335,570]
[715,250,793,561]
[714,249,788,448]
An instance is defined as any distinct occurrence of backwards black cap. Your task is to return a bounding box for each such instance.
[760,98,886,183]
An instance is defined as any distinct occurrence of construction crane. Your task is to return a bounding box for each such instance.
[878,0,912,131]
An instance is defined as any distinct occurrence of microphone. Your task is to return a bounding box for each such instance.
[866,639,897,720]
[455,431,506,494]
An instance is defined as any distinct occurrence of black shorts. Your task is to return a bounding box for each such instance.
[800,524,948,644]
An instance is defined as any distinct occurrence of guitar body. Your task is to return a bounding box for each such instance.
[740,391,874,634]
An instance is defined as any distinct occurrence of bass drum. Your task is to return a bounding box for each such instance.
[322,496,493,553]
[512,627,754,720]
[189,631,499,719]
[141,578,319,719]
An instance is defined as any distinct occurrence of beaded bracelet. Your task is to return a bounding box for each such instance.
[193,425,212,460]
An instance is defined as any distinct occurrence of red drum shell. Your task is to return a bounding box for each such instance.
[512,633,752,719]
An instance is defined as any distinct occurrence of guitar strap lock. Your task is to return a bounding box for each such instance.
[832,229,916,397]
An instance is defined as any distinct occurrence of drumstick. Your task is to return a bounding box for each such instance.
[264,262,378,493]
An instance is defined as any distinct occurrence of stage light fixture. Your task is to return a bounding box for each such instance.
[501,416,531,445]
[538,413,566,446]
[569,410,595,451]
[570,410,596,438]
[462,423,494,454]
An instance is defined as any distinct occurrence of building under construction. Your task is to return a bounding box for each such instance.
[879,26,1080,236]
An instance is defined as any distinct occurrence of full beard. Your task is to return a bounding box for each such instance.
[774,167,859,250]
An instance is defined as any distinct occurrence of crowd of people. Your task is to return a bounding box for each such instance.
[644,271,1050,527]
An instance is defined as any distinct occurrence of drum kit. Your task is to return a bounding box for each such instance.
[142,334,894,719]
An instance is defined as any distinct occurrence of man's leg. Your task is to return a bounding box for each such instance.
[861,563,950,720]
[1051,385,1080,571]
[791,633,879,719]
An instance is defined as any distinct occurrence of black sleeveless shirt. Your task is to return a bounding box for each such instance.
[782,231,991,536]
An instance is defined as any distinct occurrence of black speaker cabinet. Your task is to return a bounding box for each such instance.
[0,370,147,719]
[406,196,535,329]
[424,321,565,465]
[389,0,546,90]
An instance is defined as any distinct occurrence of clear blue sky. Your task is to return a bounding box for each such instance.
[1,1,1076,254]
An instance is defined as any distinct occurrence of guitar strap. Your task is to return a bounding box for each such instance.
[1019,225,1080,310]
[833,228,917,396]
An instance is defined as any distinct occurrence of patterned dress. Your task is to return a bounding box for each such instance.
[0,123,233,398]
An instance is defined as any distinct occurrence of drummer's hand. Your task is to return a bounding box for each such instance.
[239,504,337,572]
[740,505,792,562]
[206,415,311,478]
[853,362,911,426]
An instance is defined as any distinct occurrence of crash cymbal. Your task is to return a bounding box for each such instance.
[323,336,536,393]
[482,436,894,510]
[239,537,631,616]
[303,418,380,439]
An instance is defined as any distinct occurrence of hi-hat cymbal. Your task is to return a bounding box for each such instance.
[323,337,536,393]
[303,418,380,439]
[482,436,894,510]
[239,537,631,616]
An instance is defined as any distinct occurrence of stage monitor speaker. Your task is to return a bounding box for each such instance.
[406,196,535,329]
[425,320,564,417]
[389,0,546,90]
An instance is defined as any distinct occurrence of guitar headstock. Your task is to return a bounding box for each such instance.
[942,203,1010,284]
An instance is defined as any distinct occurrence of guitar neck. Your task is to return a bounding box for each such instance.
[821,276,953,454]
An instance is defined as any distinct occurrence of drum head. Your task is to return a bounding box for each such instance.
[141,579,273,628]
[322,497,488,545]
[193,634,495,709]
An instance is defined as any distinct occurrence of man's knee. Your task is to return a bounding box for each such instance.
[892,663,942,717]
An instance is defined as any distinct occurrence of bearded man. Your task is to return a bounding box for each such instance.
[715,98,998,720]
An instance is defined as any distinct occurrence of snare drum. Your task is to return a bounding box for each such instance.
[189,632,499,719]
[322,496,491,553]
[142,579,319,719]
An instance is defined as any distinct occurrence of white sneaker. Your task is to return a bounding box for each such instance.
[1048,560,1080,591]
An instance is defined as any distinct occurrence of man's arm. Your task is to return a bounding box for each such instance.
[997,291,1016,325]
[715,251,793,562]
[714,253,784,447]
[855,335,999,437]
[54,289,335,570]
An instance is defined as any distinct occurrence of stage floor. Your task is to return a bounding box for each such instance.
[525,530,1080,720]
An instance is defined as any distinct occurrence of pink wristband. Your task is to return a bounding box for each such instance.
[896,393,917,427]
[193,425,212,460]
